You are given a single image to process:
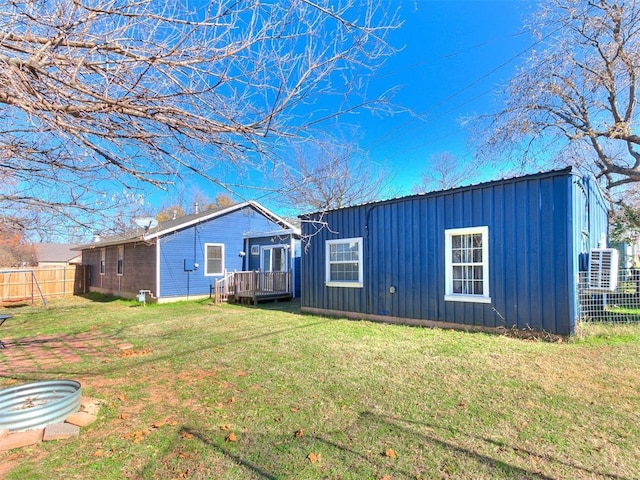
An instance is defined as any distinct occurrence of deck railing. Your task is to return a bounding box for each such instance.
[213,271,292,304]
[213,272,235,304]
[234,271,290,295]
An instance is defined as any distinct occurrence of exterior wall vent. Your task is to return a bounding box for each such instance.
[589,248,619,292]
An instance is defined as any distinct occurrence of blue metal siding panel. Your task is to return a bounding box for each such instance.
[301,170,591,335]
[158,207,287,298]
[567,176,609,332]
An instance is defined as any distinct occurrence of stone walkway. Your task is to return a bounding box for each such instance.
[0,332,121,374]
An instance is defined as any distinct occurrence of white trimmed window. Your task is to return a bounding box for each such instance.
[445,226,490,303]
[205,243,224,276]
[325,237,363,288]
[116,246,124,276]
[100,248,106,275]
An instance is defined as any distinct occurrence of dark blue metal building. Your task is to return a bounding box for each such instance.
[299,168,609,335]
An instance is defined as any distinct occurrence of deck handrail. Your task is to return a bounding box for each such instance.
[215,270,292,304]
[233,271,291,296]
[214,271,235,304]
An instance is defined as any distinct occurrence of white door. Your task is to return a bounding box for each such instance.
[261,246,288,291]
[261,246,288,272]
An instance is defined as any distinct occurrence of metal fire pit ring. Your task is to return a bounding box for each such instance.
[0,380,81,432]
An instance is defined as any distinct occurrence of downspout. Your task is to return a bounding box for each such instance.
[244,237,249,271]
[290,235,296,298]
[156,237,161,300]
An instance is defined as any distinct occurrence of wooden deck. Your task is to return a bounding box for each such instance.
[214,271,292,305]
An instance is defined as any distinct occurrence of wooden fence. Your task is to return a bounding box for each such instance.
[0,266,89,305]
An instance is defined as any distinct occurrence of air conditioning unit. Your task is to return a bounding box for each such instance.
[589,248,619,292]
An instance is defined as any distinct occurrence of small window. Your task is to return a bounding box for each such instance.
[445,226,490,303]
[100,248,106,275]
[205,243,224,276]
[116,246,124,276]
[325,237,363,288]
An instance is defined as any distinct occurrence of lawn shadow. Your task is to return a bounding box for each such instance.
[359,411,632,480]
[231,298,302,314]
[81,292,124,303]
[162,416,562,479]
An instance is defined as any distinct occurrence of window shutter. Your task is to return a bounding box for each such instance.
[589,248,619,292]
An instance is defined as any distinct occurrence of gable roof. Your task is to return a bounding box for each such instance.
[76,201,300,250]
[33,244,81,263]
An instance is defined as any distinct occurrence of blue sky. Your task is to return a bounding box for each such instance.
[363,0,537,193]
[148,0,539,213]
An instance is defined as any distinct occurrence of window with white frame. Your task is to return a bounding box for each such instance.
[116,246,124,276]
[100,248,106,275]
[325,237,363,287]
[205,243,224,276]
[444,226,490,303]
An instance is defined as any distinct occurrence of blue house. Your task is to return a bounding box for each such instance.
[299,168,609,335]
[78,201,300,303]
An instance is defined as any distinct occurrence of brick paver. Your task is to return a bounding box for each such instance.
[0,332,121,373]
[43,423,80,441]
[0,429,43,452]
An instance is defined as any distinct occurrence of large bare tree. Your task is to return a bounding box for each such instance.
[0,0,398,237]
[480,0,640,190]
[271,136,393,213]
[412,152,480,193]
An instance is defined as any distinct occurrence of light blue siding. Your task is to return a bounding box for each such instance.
[300,168,609,335]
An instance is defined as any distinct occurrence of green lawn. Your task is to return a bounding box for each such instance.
[1,296,639,479]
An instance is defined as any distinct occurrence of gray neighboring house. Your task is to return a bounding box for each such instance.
[33,244,81,266]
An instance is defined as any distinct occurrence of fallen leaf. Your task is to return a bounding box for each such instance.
[92,449,104,457]
[381,476,393,480]
[458,403,466,408]
[227,397,235,403]
[179,452,190,458]
[119,413,129,420]
[181,432,194,439]
[307,452,322,463]
[124,429,150,443]
[294,429,304,438]
[225,432,237,442]
[290,407,299,413]
[237,371,247,377]
[118,393,126,402]
[220,424,232,431]
[385,448,397,459]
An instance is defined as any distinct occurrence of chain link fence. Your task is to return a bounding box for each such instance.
[578,269,640,323]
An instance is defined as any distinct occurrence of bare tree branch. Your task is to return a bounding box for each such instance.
[270,134,394,213]
[0,0,399,238]
[412,152,481,192]
[476,0,640,190]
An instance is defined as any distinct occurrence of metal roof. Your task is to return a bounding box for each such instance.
[299,167,577,218]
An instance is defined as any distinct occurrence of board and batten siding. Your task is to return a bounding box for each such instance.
[300,169,608,335]
[158,206,288,299]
